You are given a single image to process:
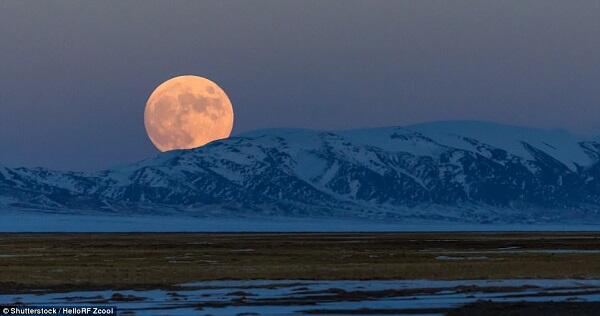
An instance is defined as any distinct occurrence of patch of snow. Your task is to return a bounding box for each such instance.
[435,255,489,261]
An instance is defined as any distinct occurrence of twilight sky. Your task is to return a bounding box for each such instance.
[1,1,600,170]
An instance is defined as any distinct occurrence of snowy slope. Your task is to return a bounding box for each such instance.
[2,120,600,225]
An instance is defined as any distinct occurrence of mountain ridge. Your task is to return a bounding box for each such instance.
[2,120,600,224]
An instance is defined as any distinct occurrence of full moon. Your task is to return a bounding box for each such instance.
[144,75,234,152]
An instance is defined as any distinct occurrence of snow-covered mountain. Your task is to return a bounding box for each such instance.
[3,120,600,224]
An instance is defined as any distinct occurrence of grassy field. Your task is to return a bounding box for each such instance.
[1,232,600,292]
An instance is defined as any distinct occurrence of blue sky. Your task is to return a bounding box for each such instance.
[1,1,599,170]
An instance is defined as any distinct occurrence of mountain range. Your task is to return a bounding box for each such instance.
[3,120,600,225]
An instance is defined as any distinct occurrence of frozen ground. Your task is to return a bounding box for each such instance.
[2,279,600,315]
[2,211,600,232]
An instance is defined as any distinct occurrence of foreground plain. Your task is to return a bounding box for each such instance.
[1,232,600,292]
[3,279,600,315]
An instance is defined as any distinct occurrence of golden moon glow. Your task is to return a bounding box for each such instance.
[144,75,234,152]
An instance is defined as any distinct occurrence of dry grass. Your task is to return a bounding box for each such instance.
[1,232,600,292]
